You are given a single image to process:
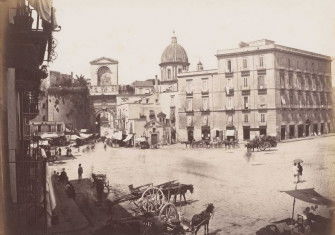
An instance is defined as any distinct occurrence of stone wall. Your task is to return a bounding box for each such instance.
[47,87,90,130]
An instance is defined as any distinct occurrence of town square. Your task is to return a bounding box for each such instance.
[0,0,335,234]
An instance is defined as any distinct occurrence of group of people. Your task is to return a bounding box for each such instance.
[54,168,77,200]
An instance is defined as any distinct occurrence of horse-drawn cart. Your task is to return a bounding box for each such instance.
[245,135,277,151]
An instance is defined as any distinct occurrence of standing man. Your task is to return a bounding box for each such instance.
[297,162,303,183]
[78,164,83,181]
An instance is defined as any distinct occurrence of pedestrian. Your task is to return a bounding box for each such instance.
[78,164,83,180]
[297,162,303,182]
[59,168,68,183]
[58,147,62,156]
[104,143,107,151]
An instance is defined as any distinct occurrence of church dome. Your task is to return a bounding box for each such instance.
[160,34,189,65]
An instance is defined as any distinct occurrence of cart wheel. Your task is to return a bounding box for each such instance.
[139,186,165,213]
[159,203,179,223]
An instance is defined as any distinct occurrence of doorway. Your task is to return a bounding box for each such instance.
[243,126,250,140]
[201,126,211,140]
[298,124,304,138]
[289,125,295,139]
[151,133,158,145]
[281,126,286,140]
[259,126,267,136]
[320,123,324,134]
[187,127,194,142]
[313,124,318,135]
[305,124,310,136]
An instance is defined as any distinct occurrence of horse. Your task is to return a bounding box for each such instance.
[163,184,194,204]
[191,203,215,235]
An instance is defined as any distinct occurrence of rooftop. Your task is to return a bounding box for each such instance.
[216,39,331,60]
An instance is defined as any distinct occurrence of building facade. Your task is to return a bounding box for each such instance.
[178,40,333,141]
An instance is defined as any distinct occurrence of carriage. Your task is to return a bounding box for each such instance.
[91,173,111,194]
[102,180,215,235]
[245,135,277,151]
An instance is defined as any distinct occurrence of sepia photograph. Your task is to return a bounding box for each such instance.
[0,0,334,234]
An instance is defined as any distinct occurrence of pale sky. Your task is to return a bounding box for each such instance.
[51,0,335,85]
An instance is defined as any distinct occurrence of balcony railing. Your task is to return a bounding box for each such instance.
[201,89,209,95]
[89,85,119,95]
[225,106,235,111]
[186,90,193,96]
[241,85,250,91]
[200,108,210,113]
[258,84,267,90]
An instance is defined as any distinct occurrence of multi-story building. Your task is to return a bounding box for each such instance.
[178,39,333,141]
[178,63,219,141]
[1,0,59,234]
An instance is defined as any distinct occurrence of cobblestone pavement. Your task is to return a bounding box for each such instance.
[49,136,335,234]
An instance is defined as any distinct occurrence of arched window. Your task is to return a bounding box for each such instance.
[97,66,111,85]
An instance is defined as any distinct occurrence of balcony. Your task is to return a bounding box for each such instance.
[200,108,210,113]
[225,106,235,111]
[258,84,267,90]
[186,90,193,96]
[225,72,234,78]
[201,89,209,95]
[225,87,234,96]
[89,85,119,96]
[241,85,250,91]
[184,108,194,114]
[22,91,39,116]
[258,104,267,109]
[259,121,267,126]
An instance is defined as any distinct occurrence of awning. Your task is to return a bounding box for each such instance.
[79,133,92,139]
[123,134,133,142]
[80,129,89,133]
[30,140,49,147]
[226,130,235,136]
[40,133,59,139]
[281,188,334,207]
[69,135,81,141]
[136,137,146,142]
[112,131,123,140]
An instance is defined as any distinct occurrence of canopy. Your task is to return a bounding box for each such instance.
[30,140,49,147]
[112,131,123,140]
[123,134,133,142]
[226,129,235,136]
[281,188,334,207]
[40,133,59,139]
[80,133,92,139]
[136,137,146,142]
[69,135,81,141]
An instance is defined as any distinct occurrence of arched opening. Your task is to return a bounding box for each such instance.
[97,66,112,86]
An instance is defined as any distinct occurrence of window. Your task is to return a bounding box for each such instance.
[202,115,209,126]
[260,113,266,122]
[259,56,264,67]
[146,98,149,104]
[280,72,285,87]
[227,115,233,125]
[202,97,209,110]
[187,116,193,126]
[258,76,265,88]
[57,124,62,132]
[178,68,182,74]
[186,98,193,111]
[186,79,192,92]
[289,91,294,105]
[227,60,232,72]
[38,125,41,132]
[243,96,248,109]
[226,97,233,109]
[243,58,248,69]
[244,114,248,123]
[281,93,286,105]
[288,58,291,68]
[202,78,208,91]
[243,77,248,87]
[227,78,233,88]
[167,69,172,79]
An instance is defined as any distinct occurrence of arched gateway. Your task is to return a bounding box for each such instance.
[88,57,119,136]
